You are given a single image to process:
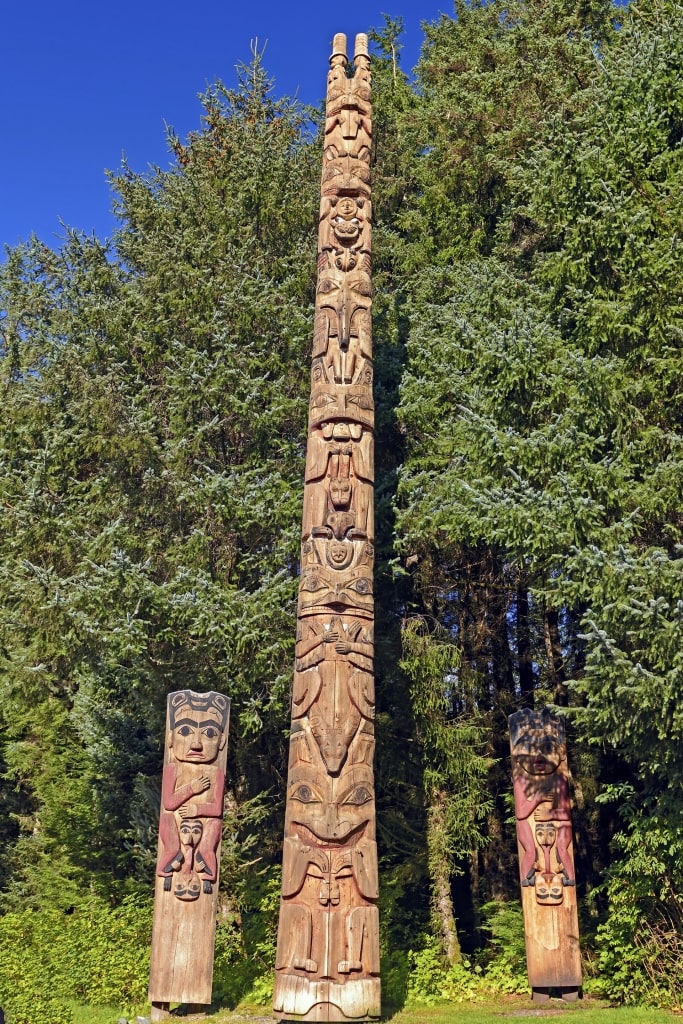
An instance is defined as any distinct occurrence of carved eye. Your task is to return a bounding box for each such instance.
[202,726,218,739]
[293,785,318,803]
[351,578,371,594]
[178,725,194,737]
[344,786,372,806]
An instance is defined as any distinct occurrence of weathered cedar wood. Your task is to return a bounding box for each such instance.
[509,708,582,1001]
[149,689,230,1019]
[273,31,380,1022]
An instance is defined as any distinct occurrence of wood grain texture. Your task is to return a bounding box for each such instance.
[509,708,582,993]
[149,690,230,1007]
[274,32,380,1022]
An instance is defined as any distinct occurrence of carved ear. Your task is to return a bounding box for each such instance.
[167,730,174,749]
[219,731,227,751]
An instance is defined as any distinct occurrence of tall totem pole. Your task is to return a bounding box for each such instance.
[273,32,380,1024]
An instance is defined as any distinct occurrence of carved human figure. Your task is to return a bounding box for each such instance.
[302,457,373,541]
[156,690,229,897]
[510,711,575,896]
[172,818,204,902]
[531,821,564,905]
[323,37,372,163]
[324,83,372,162]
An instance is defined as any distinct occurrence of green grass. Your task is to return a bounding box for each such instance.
[66,995,683,1024]
[68,1000,129,1024]
[382,995,682,1023]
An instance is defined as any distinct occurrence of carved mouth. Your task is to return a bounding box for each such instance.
[293,822,367,847]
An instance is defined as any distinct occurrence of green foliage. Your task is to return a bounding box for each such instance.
[406,936,481,1006]
[0,897,150,1021]
[212,865,281,1008]
[590,812,683,1008]
[478,902,529,995]
[5,996,73,1024]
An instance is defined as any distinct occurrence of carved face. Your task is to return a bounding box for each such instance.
[329,479,352,509]
[179,819,203,848]
[512,732,563,776]
[287,763,374,845]
[535,822,557,849]
[174,875,202,901]
[535,872,563,905]
[169,709,225,763]
[310,384,374,430]
[327,539,354,569]
[331,197,362,246]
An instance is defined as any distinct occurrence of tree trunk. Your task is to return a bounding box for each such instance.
[544,604,568,706]
[517,585,534,705]
[428,787,462,965]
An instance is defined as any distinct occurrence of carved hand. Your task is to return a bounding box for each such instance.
[191,775,211,795]
[178,804,198,819]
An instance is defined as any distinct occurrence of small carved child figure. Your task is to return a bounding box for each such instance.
[510,709,575,902]
[173,818,204,902]
[156,690,229,898]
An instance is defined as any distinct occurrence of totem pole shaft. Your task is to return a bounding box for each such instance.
[509,709,582,1002]
[274,32,380,1023]
[149,690,231,1018]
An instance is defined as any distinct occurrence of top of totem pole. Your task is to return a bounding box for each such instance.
[509,707,565,751]
[329,32,370,64]
[509,707,566,779]
[331,33,348,62]
[354,33,369,62]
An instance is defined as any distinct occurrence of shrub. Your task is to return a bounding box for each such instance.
[406,936,481,1006]
[479,900,529,995]
[0,897,152,1019]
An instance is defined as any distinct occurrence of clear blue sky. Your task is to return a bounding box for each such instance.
[1,0,444,252]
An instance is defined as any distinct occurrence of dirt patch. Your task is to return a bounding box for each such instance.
[502,1012,568,1018]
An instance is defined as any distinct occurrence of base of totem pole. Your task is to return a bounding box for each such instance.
[151,1003,207,1021]
[531,987,580,1003]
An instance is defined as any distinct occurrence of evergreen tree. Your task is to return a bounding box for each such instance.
[0,54,318,909]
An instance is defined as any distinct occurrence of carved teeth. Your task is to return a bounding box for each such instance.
[294,822,366,847]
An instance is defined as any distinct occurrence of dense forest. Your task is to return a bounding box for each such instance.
[1,0,683,1019]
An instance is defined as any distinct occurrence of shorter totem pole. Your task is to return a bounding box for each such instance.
[509,708,582,1002]
[149,689,230,1020]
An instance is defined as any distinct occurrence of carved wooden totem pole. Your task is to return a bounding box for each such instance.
[149,689,230,1020]
[509,708,582,1002]
[273,32,380,1023]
